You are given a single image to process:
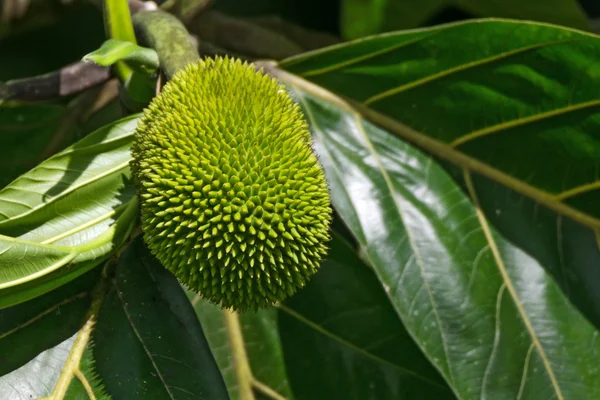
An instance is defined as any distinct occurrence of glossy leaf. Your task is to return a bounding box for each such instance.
[341,0,589,38]
[93,237,229,400]
[83,39,159,72]
[190,294,293,400]
[0,115,141,308]
[279,234,453,399]
[276,19,600,328]
[276,81,600,399]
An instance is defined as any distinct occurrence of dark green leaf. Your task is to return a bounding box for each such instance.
[190,295,293,400]
[0,90,121,188]
[0,268,100,375]
[0,268,110,400]
[212,0,339,35]
[458,0,589,30]
[341,0,445,37]
[277,18,600,328]
[276,81,600,399]
[0,103,67,188]
[0,3,104,80]
[341,0,589,38]
[93,237,229,400]
[280,234,454,399]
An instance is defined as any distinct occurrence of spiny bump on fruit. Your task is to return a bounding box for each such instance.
[131,56,332,311]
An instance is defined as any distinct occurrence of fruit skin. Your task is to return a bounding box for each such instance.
[131,57,332,311]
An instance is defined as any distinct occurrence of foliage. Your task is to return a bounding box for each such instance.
[1,1,599,399]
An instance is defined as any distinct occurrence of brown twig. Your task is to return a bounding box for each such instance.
[0,62,110,101]
[187,11,341,60]
[189,10,303,59]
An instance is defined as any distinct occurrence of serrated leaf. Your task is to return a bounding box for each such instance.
[275,80,600,399]
[93,237,229,400]
[0,115,141,308]
[279,234,454,399]
[276,18,600,329]
[83,39,159,72]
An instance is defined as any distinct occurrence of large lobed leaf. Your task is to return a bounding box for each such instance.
[268,76,600,399]
[275,19,600,329]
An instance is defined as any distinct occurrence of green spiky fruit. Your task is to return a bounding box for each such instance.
[131,57,332,310]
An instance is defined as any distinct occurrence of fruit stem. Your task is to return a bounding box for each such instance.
[133,10,200,79]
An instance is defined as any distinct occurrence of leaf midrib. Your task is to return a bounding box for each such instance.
[269,32,600,232]
[113,279,176,400]
[464,169,565,400]
[362,37,584,105]
[280,18,600,71]
[0,161,130,226]
[268,63,600,229]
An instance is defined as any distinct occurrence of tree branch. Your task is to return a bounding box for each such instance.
[0,62,110,101]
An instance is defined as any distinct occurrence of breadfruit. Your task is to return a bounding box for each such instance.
[131,57,332,310]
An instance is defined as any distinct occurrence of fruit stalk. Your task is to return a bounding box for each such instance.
[133,10,200,79]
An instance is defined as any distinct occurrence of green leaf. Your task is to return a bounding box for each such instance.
[0,3,105,80]
[0,338,111,400]
[0,114,141,308]
[341,0,589,38]
[189,295,293,400]
[275,80,600,399]
[279,234,454,399]
[0,103,66,187]
[93,237,229,400]
[0,91,120,189]
[0,268,100,375]
[458,0,589,30]
[341,0,445,37]
[276,18,600,328]
[0,263,111,400]
[83,39,159,72]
